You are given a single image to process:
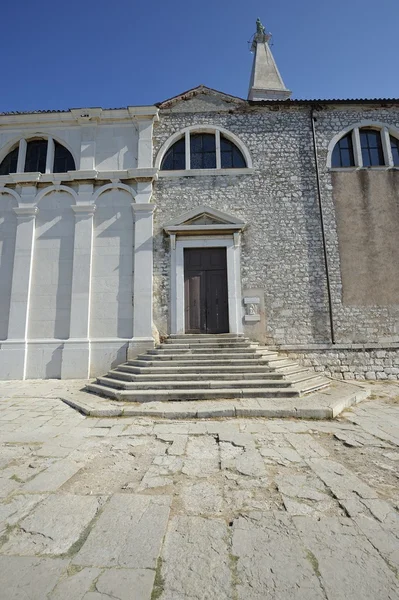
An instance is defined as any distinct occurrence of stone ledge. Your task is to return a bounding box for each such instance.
[59,380,370,420]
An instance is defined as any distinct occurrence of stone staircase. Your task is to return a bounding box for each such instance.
[85,334,330,402]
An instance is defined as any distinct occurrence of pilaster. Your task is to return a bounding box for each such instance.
[61,195,96,379]
[0,204,38,379]
[129,203,156,358]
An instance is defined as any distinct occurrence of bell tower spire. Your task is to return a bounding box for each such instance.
[248,18,291,101]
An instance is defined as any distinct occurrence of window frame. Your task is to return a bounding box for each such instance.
[157,125,252,174]
[0,136,76,175]
[328,122,399,170]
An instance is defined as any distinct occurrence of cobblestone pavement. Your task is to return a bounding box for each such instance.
[0,380,398,600]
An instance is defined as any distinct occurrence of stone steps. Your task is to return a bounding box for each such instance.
[85,384,302,402]
[106,370,287,382]
[96,376,294,390]
[85,334,330,403]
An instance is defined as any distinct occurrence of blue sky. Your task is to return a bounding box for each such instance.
[1,0,398,112]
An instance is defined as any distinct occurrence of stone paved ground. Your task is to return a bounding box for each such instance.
[0,380,398,600]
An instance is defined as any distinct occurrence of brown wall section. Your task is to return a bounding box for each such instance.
[332,170,399,306]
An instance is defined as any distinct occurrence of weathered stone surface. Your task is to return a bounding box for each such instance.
[276,473,343,516]
[181,481,223,515]
[2,495,103,556]
[50,567,102,600]
[22,459,82,492]
[307,458,378,500]
[52,568,155,600]
[234,449,267,478]
[0,556,68,600]
[74,494,171,568]
[182,436,219,477]
[232,513,326,599]
[293,516,399,600]
[285,434,329,458]
[0,494,46,534]
[161,516,232,600]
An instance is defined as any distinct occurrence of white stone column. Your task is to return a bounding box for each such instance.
[61,203,96,379]
[128,202,156,358]
[0,205,38,379]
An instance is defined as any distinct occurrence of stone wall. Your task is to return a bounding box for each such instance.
[152,101,331,344]
[153,99,399,346]
[314,106,399,343]
[283,347,399,381]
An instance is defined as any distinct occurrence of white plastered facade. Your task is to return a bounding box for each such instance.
[0,107,160,379]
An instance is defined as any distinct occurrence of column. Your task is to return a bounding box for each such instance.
[128,203,156,359]
[61,203,96,379]
[0,205,37,379]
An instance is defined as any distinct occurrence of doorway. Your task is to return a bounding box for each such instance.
[184,247,229,334]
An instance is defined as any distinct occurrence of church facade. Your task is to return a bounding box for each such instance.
[1,23,399,381]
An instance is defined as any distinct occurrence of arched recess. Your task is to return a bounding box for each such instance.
[90,187,134,340]
[35,185,78,206]
[28,188,76,352]
[327,121,399,168]
[155,125,253,170]
[92,182,136,204]
[0,189,18,339]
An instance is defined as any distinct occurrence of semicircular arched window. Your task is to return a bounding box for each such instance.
[330,125,399,169]
[0,137,76,176]
[160,130,247,171]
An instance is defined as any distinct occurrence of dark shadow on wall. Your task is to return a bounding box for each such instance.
[45,345,63,379]
[92,191,133,340]
[0,196,17,340]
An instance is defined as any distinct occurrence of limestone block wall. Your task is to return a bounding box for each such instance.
[153,101,399,347]
[152,105,331,344]
[284,347,399,381]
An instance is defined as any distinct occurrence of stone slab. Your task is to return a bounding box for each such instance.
[49,567,154,600]
[0,556,68,600]
[22,459,82,492]
[161,516,233,600]
[74,494,171,569]
[232,512,326,599]
[2,495,103,556]
[293,516,399,600]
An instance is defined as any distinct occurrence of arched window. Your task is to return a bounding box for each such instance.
[0,137,76,175]
[390,135,399,166]
[160,129,247,171]
[0,146,18,175]
[359,129,384,167]
[331,133,354,168]
[330,124,399,169]
[161,137,185,170]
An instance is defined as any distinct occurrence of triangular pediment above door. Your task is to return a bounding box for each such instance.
[164,205,245,231]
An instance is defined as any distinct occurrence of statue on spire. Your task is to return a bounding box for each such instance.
[256,18,266,36]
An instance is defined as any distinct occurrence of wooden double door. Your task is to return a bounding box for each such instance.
[184,248,229,334]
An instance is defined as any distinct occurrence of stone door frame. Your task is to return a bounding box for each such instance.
[170,235,243,335]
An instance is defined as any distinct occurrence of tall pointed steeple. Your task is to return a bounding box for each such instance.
[248,18,291,101]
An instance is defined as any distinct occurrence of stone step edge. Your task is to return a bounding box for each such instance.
[85,383,302,402]
[128,358,292,367]
[108,370,287,381]
[60,383,370,419]
[96,376,296,390]
[137,353,279,361]
[115,364,305,374]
